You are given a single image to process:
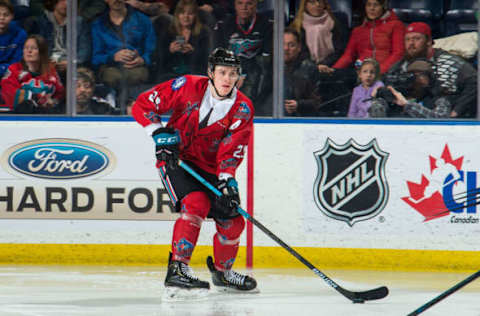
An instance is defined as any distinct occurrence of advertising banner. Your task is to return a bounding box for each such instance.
[301,124,480,251]
[0,122,178,220]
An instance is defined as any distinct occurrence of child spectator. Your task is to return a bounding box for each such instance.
[0,0,26,78]
[1,34,64,113]
[347,58,383,118]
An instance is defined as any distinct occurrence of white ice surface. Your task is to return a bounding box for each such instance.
[0,265,478,316]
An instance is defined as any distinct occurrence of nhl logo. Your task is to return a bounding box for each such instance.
[313,138,389,226]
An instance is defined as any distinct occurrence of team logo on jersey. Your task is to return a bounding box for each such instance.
[171,76,186,91]
[144,111,162,124]
[313,138,389,226]
[229,38,262,59]
[402,144,480,224]
[1,138,115,179]
[234,102,251,120]
[220,157,239,170]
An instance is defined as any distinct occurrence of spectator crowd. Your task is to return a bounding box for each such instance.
[0,0,477,119]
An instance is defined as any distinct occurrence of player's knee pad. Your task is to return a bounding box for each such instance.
[181,191,211,219]
[215,216,245,241]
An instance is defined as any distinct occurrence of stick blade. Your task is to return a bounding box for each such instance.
[356,286,389,301]
[341,286,389,302]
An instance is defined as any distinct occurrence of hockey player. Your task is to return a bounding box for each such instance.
[132,47,257,293]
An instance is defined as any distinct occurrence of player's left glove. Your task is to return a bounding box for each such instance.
[216,177,240,216]
[152,127,180,170]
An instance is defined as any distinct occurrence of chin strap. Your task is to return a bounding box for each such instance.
[208,76,237,99]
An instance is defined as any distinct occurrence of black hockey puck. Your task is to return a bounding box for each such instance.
[352,298,365,304]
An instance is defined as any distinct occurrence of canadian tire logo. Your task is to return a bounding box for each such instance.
[313,138,389,226]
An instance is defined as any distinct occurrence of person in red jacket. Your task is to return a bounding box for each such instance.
[318,0,405,75]
[132,47,257,294]
[1,34,64,113]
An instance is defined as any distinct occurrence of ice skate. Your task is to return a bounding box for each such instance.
[163,253,210,301]
[206,256,258,292]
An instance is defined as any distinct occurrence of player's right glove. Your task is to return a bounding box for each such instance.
[152,127,180,170]
[216,177,240,216]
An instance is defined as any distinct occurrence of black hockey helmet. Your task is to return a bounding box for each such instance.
[208,47,241,74]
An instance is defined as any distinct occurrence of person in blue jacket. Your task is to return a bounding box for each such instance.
[0,0,26,79]
[91,0,156,94]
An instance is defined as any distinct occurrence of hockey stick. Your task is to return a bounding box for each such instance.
[407,270,480,316]
[179,160,389,303]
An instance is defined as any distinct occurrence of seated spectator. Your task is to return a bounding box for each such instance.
[1,34,64,114]
[318,0,405,75]
[91,0,155,108]
[78,0,107,23]
[373,22,477,118]
[153,0,212,82]
[23,0,91,79]
[0,0,26,79]
[369,59,452,119]
[76,67,117,115]
[347,58,383,118]
[213,0,273,116]
[288,0,347,67]
[283,28,322,117]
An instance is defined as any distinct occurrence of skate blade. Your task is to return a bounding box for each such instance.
[213,286,260,294]
[162,286,210,302]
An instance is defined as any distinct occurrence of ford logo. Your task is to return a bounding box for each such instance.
[3,139,115,179]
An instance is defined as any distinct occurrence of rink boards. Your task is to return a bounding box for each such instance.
[0,118,479,271]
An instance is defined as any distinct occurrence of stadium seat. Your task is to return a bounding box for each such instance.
[389,0,445,37]
[444,0,479,36]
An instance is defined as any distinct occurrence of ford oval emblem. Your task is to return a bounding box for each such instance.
[3,139,115,179]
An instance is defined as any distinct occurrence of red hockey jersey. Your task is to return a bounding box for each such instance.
[132,75,254,178]
[1,62,64,111]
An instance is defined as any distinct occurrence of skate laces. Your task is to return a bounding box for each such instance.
[224,270,246,285]
[179,262,199,280]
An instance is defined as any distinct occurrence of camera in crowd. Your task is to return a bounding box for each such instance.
[376,72,416,104]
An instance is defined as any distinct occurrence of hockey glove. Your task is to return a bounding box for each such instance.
[152,127,180,170]
[216,177,240,216]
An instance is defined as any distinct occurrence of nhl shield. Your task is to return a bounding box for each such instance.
[313,138,389,226]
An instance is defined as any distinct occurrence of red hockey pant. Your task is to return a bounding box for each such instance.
[171,191,245,271]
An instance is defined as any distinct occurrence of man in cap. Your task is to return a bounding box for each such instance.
[372,22,477,118]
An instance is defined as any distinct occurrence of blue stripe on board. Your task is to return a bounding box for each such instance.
[0,115,479,126]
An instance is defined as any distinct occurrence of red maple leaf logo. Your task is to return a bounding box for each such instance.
[402,144,463,221]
